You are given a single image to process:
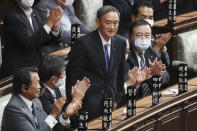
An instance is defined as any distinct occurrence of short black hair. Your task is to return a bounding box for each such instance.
[13,67,38,94]
[97,5,120,21]
[38,55,66,82]
[132,0,154,16]
[129,19,152,35]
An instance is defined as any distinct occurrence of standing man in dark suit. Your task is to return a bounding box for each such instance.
[35,0,91,45]
[125,19,169,98]
[1,67,82,131]
[66,6,126,120]
[0,0,62,78]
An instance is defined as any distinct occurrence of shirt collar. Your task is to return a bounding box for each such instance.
[43,83,56,98]
[19,94,33,111]
[98,30,111,46]
[20,7,33,17]
[134,49,145,57]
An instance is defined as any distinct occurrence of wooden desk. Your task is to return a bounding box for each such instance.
[153,11,197,27]
[85,77,197,131]
[50,47,71,59]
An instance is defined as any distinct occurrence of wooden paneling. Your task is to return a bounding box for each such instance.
[185,99,197,131]
[159,107,183,131]
[135,118,157,131]
[86,77,197,131]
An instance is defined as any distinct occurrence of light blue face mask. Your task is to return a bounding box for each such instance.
[134,39,151,52]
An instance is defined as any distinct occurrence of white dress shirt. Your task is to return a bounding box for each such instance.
[98,30,111,59]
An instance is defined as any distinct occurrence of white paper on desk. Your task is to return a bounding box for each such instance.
[61,50,69,55]
[162,89,178,95]
[122,108,127,114]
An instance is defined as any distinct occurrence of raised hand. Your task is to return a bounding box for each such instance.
[63,100,82,119]
[46,6,63,29]
[137,67,150,83]
[50,96,66,118]
[149,57,166,75]
[125,67,139,86]
[153,33,171,51]
[71,77,90,102]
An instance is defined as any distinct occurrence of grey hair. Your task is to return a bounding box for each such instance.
[96,5,120,20]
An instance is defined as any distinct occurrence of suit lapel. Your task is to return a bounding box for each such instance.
[128,49,139,67]
[93,31,108,74]
[14,94,38,128]
[17,6,34,34]
[33,100,42,129]
[144,48,156,67]
[108,36,118,74]
[31,11,39,33]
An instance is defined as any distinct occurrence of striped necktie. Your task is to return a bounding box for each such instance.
[139,54,145,70]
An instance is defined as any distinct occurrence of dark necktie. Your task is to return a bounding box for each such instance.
[104,43,110,72]
[139,54,145,70]
[32,103,39,128]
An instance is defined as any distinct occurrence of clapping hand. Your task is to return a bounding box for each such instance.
[153,33,171,52]
[51,96,66,118]
[46,6,63,29]
[71,77,90,102]
[63,100,82,119]
[126,67,150,87]
[149,57,166,75]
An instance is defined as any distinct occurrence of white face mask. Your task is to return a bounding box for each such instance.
[20,0,34,9]
[134,39,151,52]
[144,19,154,27]
[55,76,66,87]
[65,0,75,5]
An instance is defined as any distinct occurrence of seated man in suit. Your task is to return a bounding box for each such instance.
[131,0,171,68]
[0,0,63,78]
[126,19,169,98]
[38,55,90,115]
[1,67,82,131]
[35,0,91,46]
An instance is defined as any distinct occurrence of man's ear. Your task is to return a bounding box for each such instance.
[131,14,136,22]
[21,84,28,93]
[49,76,58,83]
[95,18,100,28]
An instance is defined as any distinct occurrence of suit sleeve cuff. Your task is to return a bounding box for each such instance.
[51,30,60,37]
[43,24,51,34]
[58,114,70,126]
[45,115,58,129]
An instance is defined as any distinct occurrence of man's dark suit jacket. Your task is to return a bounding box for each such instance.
[0,5,59,78]
[125,47,169,99]
[1,93,66,131]
[66,30,126,120]
[103,0,133,37]
[39,84,62,114]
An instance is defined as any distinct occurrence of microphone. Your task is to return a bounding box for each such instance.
[172,60,197,72]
